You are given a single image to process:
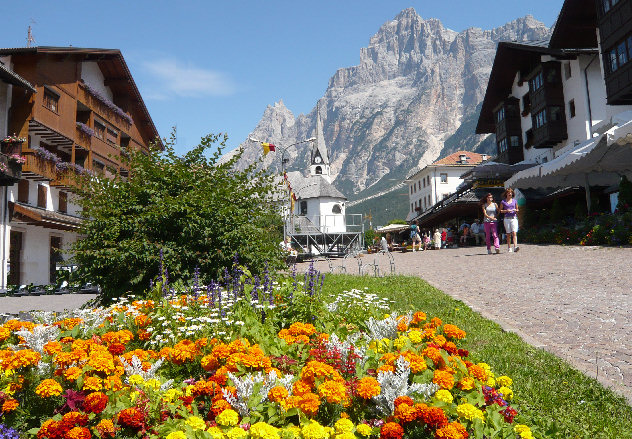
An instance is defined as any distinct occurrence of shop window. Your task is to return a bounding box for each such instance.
[17,180,29,203]
[38,184,47,208]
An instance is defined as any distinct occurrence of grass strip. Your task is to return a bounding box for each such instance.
[322,274,632,439]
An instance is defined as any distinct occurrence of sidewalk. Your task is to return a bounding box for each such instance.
[0,293,97,317]
[303,244,632,403]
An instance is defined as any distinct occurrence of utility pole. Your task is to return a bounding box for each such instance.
[27,22,36,48]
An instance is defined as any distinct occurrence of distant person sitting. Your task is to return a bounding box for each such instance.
[423,233,431,251]
[280,236,298,264]
[380,236,390,252]
[460,225,470,245]
[470,219,485,245]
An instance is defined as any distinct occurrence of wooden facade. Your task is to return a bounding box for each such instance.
[527,62,568,148]
[598,0,632,104]
[493,97,524,164]
[0,47,159,189]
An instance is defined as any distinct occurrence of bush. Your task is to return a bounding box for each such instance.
[72,132,283,303]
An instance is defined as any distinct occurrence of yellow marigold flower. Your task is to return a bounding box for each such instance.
[408,330,422,344]
[0,326,11,342]
[335,434,354,439]
[162,388,183,403]
[250,422,280,439]
[499,386,513,400]
[82,376,102,392]
[186,415,207,430]
[130,391,140,402]
[334,418,354,434]
[216,409,239,427]
[281,426,301,439]
[95,418,116,437]
[302,421,328,439]
[356,424,372,437]
[63,366,82,381]
[514,425,533,439]
[456,403,484,421]
[457,376,475,391]
[144,378,161,390]
[35,379,63,397]
[486,377,496,387]
[166,432,187,439]
[393,336,407,350]
[435,389,453,403]
[356,376,381,399]
[227,427,248,439]
[128,374,144,386]
[207,427,226,439]
[496,376,513,387]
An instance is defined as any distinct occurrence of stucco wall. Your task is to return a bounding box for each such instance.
[81,62,113,101]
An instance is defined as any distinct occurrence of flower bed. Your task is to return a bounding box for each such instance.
[0,266,537,439]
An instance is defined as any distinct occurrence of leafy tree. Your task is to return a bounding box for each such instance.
[387,219,408,225]
[71,133,283,303]
[617,175,632,212]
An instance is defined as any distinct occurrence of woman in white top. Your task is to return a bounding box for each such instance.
[481,193,500,254]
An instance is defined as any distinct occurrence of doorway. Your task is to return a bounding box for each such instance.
[8,231,23,286]
[50,236,62,284]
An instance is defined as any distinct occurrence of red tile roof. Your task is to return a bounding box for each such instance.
[432,151,486,166]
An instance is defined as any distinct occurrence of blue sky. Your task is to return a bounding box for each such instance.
[3,1,564,155]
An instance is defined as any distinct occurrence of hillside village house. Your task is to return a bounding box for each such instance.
[406,151,487,222]
[0,47,159,289]
[476,0,632,210]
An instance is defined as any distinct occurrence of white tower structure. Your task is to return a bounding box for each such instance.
[309,109,331,183]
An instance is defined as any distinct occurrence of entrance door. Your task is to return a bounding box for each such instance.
[8,231,23,286]
[50,236,62,284]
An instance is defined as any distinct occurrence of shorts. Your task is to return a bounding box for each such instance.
[412,234,421,243]
[504,217,519,233]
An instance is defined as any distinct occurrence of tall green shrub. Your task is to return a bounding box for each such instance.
[617,175,632,212]
[71,133,283,303]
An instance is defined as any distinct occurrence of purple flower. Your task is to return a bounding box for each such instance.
[82,82,133,125]
[76,121,94,137]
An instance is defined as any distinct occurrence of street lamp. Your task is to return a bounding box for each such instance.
[249,136,316,174]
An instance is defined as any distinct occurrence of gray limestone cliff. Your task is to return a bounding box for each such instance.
[225,9,551,199]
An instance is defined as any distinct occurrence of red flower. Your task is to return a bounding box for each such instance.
[117,408,146,430]
[107,343,126,355]
[380,422,404,439]
[83,392,108,414]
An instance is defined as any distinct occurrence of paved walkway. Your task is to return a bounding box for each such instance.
[0,293,97,317]
[302,244,632,403]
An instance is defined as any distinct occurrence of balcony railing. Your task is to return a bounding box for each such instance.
[22,152,58,181]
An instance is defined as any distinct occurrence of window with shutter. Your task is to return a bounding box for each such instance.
[18,180,29,203]
[59,191,67,213]
[38,184,47,208]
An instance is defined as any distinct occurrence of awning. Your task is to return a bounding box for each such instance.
[9,202,83,231]
[461,161,536,183]
[505,133,631,189]
[375,224,409,234]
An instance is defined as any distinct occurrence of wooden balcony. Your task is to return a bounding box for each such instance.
[77,83,132,131]
[605,60,632,104]
[51,168,84,192]
[21,152,58,181]
[0,153,22,185]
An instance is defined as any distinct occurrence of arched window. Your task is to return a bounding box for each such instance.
[300,201,307,216]
[315,166,322,175]
[332,204,342,214]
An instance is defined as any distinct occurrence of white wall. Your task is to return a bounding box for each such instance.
[0,81,10,138]
[81,62,114,101]
[317,198,346,233]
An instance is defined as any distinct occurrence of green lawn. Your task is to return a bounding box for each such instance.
[322,274,632,439]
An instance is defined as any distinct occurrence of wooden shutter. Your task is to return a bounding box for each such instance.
[17,180,29,203]
[37,184,47,208]
[58,191,67,213]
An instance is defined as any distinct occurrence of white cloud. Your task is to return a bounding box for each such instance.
[142,58,236,98]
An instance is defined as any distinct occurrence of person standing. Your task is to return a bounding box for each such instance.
[500,188,520,253]
[410,221,422,251]
[481,193,500,254]
[433,229,442,249]
[470,219,485,245]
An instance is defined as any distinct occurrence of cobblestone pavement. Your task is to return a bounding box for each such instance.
[302,244,632,403]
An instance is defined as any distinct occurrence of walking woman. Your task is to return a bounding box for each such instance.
[481,193,500,254]
[500,187,520,253]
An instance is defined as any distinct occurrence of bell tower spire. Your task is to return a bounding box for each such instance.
[310,104,331,182]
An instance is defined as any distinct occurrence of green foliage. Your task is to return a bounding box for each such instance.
[71,132,283,303]
[364,228,376,248]
[617,175,632,212]
[387,218,407,225]
[550,199,564,224]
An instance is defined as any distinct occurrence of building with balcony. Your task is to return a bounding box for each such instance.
[0,47,159,288]
[406,151,487,222]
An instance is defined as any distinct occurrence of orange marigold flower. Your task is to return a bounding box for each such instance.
[37,419,58,438]
[297,392,320,416]
[292,379,313,396]
[82,376,103,392]
[377,364,395,373]
[104,375,123,391]
[422,346,443,366]
[107,343,126,356]
[43,341,63,355]
[2,398,18,412]
[66,426,91,439]
[435,421,469,439]
[380,422,404,439]
[433,370,455,390]
[417,404,448,428]
[356,377,381,399]
[433,335,447,346]
[457,377,476,391]
[63,411,89,426]
[394,396,414,407]
[83,391,108,414]
[317,380,348,404]
[35,379,63,397]
[394,403,416,423]
[430,317,443,328]
[0,326,11,342]
[211,399,233,417]
[117,407,145,430]
[468,364,488,382]
[137,329,151,341]
[134,314,151,328]
[95,419,117,438]
[412,311,427,324]
[443,324,466,340]
[396,320,409,332]
[268,386,289,403]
